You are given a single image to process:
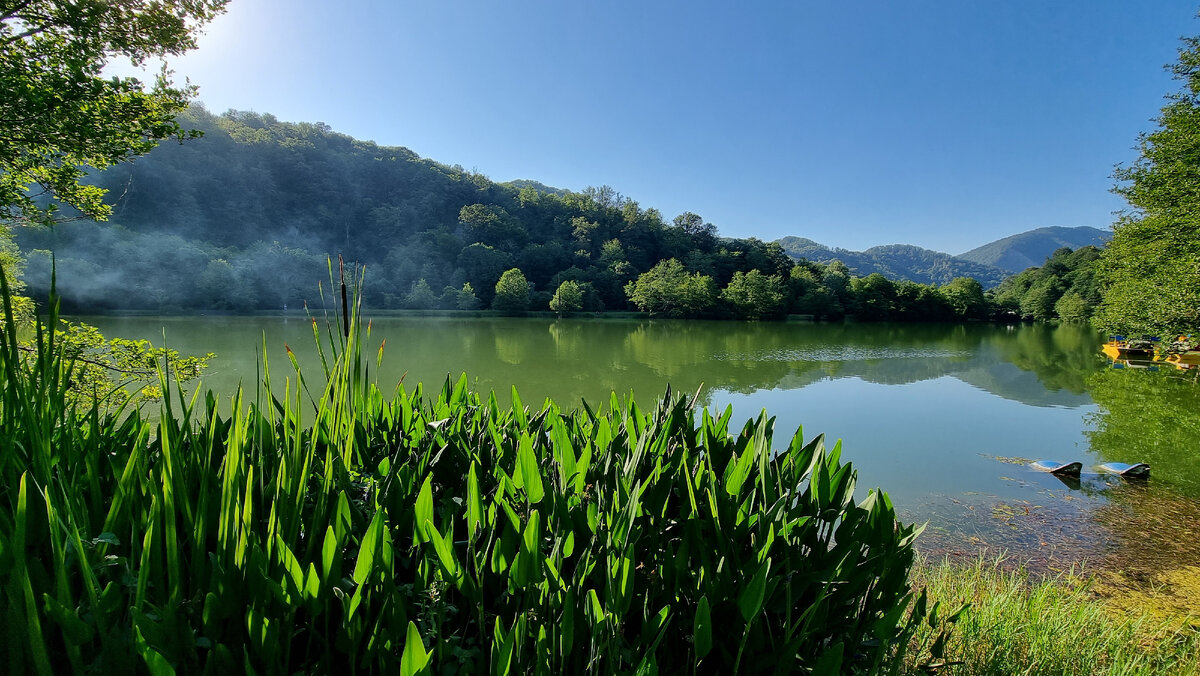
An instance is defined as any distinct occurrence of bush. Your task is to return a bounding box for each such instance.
[0,279,928,674]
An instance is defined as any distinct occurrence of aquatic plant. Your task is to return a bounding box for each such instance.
[0,274,935,674]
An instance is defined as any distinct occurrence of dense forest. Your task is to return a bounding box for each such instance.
[991,246,1103,323]
[15,105,779,313]
[11,105,1109,322]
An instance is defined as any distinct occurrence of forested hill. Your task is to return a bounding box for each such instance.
[955,226,1111,273]
[774,237,1009,287]
[17,105,804,311]
[15,105,1073,315]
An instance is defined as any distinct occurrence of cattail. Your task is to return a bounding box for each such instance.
[339,254,349,338]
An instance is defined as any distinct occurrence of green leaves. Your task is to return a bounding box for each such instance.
[353,509,386,586]
[516,434,544,504]
[401,622,432,676]
[693,596,713,659]
[1098,37,1200,337]
[1,1,228,225]
[625,258,717,318]
[738,558,772,623]
[0,281,926,674]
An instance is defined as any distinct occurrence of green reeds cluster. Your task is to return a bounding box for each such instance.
[0,274,935,674]
[909,556,1200,675]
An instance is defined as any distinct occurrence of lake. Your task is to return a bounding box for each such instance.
[75,314,1200,575]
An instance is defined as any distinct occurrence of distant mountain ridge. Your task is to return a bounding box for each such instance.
[955,226,1111,273]
[775,237,1010,287]
[501,179,572,197]
[775,226,1111,287]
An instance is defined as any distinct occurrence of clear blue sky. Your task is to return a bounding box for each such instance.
[128,1,1197,253]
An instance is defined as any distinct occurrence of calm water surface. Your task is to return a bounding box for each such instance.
[77,315,1200,573]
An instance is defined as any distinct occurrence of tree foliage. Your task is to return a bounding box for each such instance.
[0,0,222,403]
[1096,36,1200,337]
[403,278,437,309]
[0,0,228,224]
[549,280,583,317]
[940,277,986,319]
[624,259,715,317]
[721,270,784,320]
[990,247,1101,322]
[492,267,530,314]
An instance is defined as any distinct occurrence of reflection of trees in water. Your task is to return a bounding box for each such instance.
[1086,368,1200,498]
[621,320,991,391]
[492,323,534,365]
[85,315,1111,410]
[986,322,1105,394]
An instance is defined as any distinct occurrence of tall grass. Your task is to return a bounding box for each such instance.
[909,556,1200,675]
[0,272,937,674]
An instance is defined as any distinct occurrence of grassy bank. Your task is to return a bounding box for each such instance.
[909,556,1200,675]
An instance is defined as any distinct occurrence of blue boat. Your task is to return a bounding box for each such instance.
[1097,462,1150,478]
[1030,460,1082,477]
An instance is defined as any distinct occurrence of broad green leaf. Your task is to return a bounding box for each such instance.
[42,594,93,646]
[321,525,338,578]
[738,558,772,623]
[400,621,431,676]
[467,462,483,542]
[353,509,386,585]
[517,434,544,504]
[491,522,517,575]
[134,620,177,676]
[641,604,672,650]
[511,386,527,428]
[511,510,542,588]
[424,519,462,583]
[535,623,550,676]
[693,595,712,658]
[615,552,634,615]
[274,534,304,596]
[586,589,606,630]
[303,563,321,601]
[725,447,756,496]
[414,474,433,543]
[756,523,776,564]
[812,642,844,676]
[491,617,516,676]
[334,491,352,544]
[560,589,576,656]
[575,442,593,493]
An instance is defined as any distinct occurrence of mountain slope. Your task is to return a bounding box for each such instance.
[775,237,1009,287]
[17,105,793,312]
[956,226,1110,273]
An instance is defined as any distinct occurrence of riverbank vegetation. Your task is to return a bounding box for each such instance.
[1095,36,1200,339]
[990,246,1102,323]
[0,278,961,673]
[15,217,1103,322]
[8,278,1200,674]
[907,557,1200,675]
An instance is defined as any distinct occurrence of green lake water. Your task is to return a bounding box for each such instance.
[76,314,1200,574]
